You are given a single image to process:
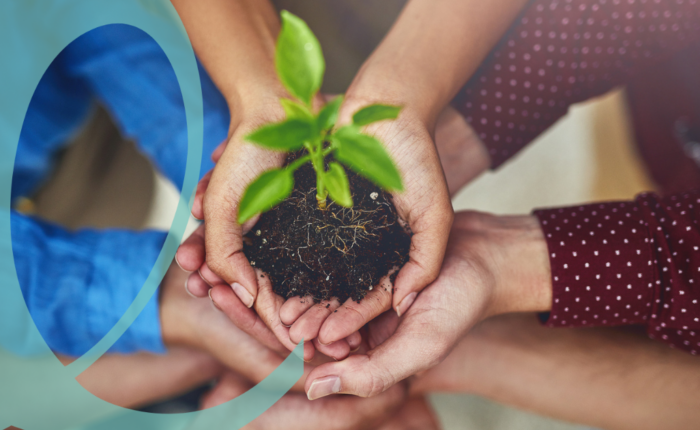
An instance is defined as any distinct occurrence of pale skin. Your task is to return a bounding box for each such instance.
[169,0,529,358]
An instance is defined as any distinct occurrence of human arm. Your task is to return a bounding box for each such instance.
[453,0,700,169]
[412,314,700,430]
[304,190,700,398]
[56,347,222,409]
[12,212,168,356]
[278,0,531,350]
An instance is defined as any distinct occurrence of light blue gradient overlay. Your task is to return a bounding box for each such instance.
[0,1,303,428]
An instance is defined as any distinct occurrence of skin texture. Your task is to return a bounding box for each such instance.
[412,314,700,430]
[303,211,552,399]
[160,261,316,390]
[169,0,527,355]
[56,348,222,409]
[200,371,413,430]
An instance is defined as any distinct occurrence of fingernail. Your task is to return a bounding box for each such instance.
[307,376,341,400]
[175,254,189,272]
[209,289,222,311]
[396,292,417,317]
[185,277,196,298]
[232,282,254,308]
[350,345,361,353]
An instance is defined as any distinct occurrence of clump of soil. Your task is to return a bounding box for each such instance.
[243,151,412,303]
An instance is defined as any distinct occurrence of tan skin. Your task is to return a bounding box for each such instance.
[412,314,700,430]
[169,0,528,359]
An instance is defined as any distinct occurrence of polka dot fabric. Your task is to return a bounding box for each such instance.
[535,190,700,354]
[451,0,700,168]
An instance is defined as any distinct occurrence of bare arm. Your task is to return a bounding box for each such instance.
[413,314,700,430]
[170,0,284,112]
[57,348,221,409]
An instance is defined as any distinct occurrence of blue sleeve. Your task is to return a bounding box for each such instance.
[12,211,167,357]
[59,24,230,189]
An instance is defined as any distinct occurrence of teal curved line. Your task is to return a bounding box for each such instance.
[0,0,302,428]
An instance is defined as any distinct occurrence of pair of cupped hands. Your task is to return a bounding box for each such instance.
[174,87,550,400]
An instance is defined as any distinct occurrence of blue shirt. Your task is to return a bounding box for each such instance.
[13,24,230,356]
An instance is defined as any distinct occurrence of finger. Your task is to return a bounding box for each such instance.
[279,295,315,326]
[317,276,393,345]
[303,341,316,362]
[199,262,226,286]
[253,271,300,352]
[192,170,213,221]
[200,372,253,410]
[306,323,440,399]
[186,272,211,298]
[246,383,407,430]
[306,272,466,399]
[392,204,453,317]
[289,299,341,345]
[313,338,351,361]
[203,142,285,310]
[209,284,287,353]
[346,331,362,352]
[175,224,205,272]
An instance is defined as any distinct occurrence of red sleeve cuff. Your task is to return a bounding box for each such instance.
[534,201,656,328]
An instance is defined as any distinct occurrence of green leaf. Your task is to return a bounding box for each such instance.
[276,11,325,105]
[332,126,404,192]
[238,168,294,224]
[324,162,353,207]
[317,95,344,132]
[245,119,313,151]
[280,98,314,121]
[352,104,402,126]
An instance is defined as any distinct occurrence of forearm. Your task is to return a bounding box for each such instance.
[347,0,529,125]
[57,348,221,409]
[170,0,284,113]
[413,314,700,430]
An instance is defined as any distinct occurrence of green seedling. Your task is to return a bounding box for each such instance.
[237,11,404,224]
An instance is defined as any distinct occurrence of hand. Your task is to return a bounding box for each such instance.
[160,259,315,390]
[411,313,700,430]
[176,223,361,361]
[181,105,486,358]
[200,371,408,430]
[302,211,552,398]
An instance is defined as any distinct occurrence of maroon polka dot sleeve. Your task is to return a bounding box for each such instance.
[452,0,700,168]
[535,192,700,354]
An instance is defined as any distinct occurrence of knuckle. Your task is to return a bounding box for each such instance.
[364,366,393,398]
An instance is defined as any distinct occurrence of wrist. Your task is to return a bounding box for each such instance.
[485,215,552,317]
[344,59,447,128]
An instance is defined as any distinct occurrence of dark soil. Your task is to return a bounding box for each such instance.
[243,151,412,303]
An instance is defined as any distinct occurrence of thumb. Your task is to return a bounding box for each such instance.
[392,204,453,317]
[304,315,449,399]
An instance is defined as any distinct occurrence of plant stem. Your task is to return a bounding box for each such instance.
[309,137,328,209]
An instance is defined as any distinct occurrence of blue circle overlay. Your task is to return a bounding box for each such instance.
[0,1,302,428]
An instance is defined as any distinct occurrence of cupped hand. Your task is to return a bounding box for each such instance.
[302,211,552,398]
[193,97,358,358]
[180,104,487,359]
[176,223,359,361]
[280,97,455,351]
